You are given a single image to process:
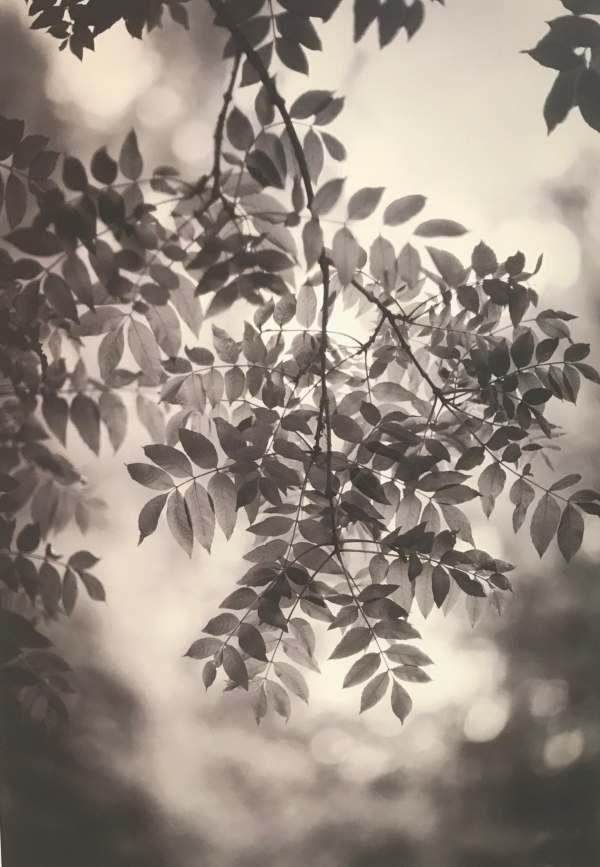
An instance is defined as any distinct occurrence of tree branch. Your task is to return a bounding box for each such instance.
[211,50,241,197]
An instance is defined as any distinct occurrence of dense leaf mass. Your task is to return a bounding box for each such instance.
[2,0,599,725]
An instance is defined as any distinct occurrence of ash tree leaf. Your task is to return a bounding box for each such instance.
[329,626,372,659]
[42,394,69,445]
[383,194,426,226]
[557,503,584,562]
[185,636,223,660]
[184,481,215,553]
[302,217,324,268]
[526,35,581,71]
[212,325,241,363]
[544,64,584,133]
[530,492,562,557]
[511,330,535,367]
[222,645,249,690]
[478,462,507,517]
[251,681,268,724]
[296,283,317,327]
[63,156,88,191]
[119,129,143,180]
[274,661,309,703]
[70,394,100,453]
[0,117,24,159]
[304,127,324,181]
[208,473,237,539]
[342,652,381,688]
[226,106,254,150]
[144,444,192,478]
[397,242,421,289]
[451,570,486,598]
[138,493,168,544]
[347,186,384,220]
[99,391,127,452]
[352,469,388,504]
[7,227,62,256]
[44,274,78,321]
[220,588,257,610]
[390,680,413,723]
[246,149,284,188]
[79,572,106,602]
[167,489,193,557]
[426,246,467,287]
[290,89,333,119]
[415,219,468,237]
[98,327,124,380]
[237,623,267,662]
[386,644,433,666]
[203,660,217,689]
[578,67,600,133]
[332,226,361,285]
[62,569,78,616]
[127,463,173,491]
[179,428,218,469]
[321,131,346,160]
[432,563,450,607]
[561,0,600,11]
[248,516,294,535]
[5,174,27,229]
[266,679,291,721]
[510,478,536,533]
[128,320,162,384]
[523,387,552,405]
[392,666,431,684]
[471,240,498,278]
[17,523,40,554]
[332,413,364,443]
[203,613,239,636]
[550,473,582,492]
[91,146,118,185]
[360,671,389,713]
[311,177,345,216]
[275,36,308,74]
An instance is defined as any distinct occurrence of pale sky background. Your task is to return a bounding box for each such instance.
[5,0,600,832]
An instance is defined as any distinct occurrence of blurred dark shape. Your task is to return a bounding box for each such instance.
[0,9,63,145]
[436,558,600,867]
[0,640,202,867]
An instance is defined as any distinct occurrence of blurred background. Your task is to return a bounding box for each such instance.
[1,1,600,865]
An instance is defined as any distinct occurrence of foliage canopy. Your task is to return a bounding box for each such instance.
[1,0,600,725]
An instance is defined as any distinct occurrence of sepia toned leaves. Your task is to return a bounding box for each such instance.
[530,493,561,557]
[311,177,345,216]
[330,627,372,659]
[415,219,468,238]
[347,186,384,220]
[119,130,143,180]
[127,463,173,491]
[343,652,381,688]
[360,671,389,712]
[222,645,249,690]
[390,679,413,722]
[138,493,168,544]
[208,473,237,539]
[383,194,426,226]
[179,428,218,469]
[557,502,584,562]
[185,481,215,552]
[167,490,193,557]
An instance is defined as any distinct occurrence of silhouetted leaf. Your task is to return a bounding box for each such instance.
[530,493,561,557]
[557,502,584,562]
